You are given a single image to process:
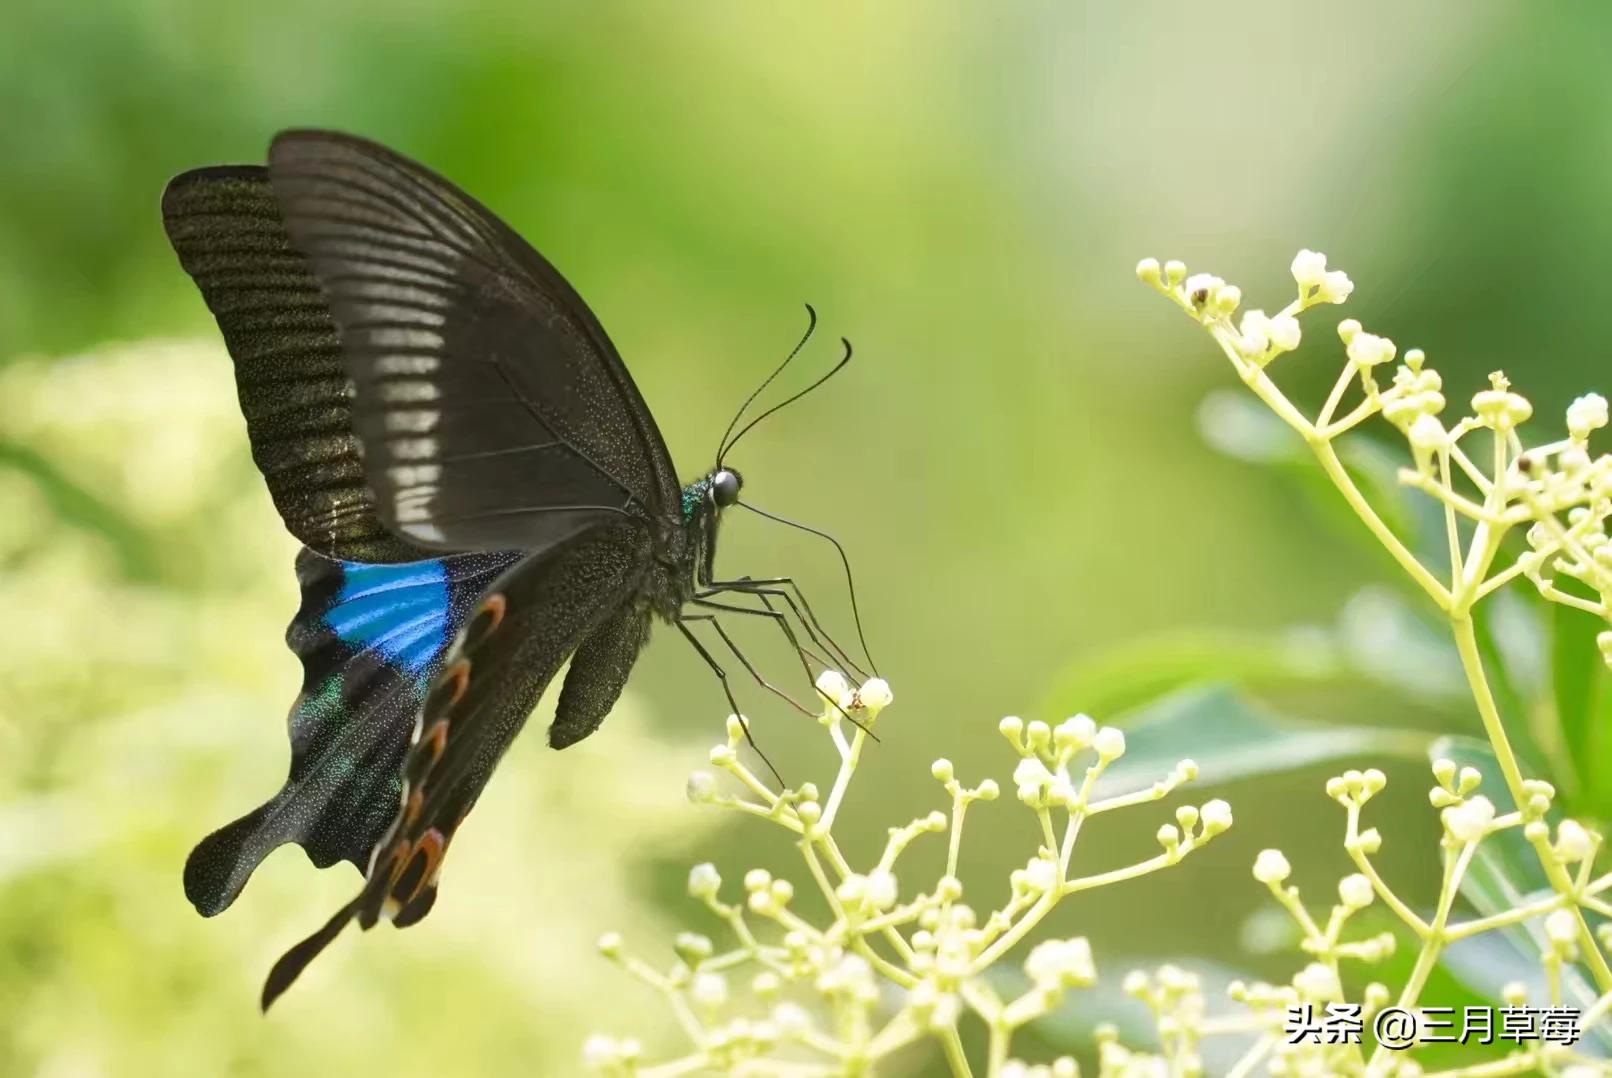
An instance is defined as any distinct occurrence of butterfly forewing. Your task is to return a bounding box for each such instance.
[161,167,430,564]
[261,520,654,1008]
[264,130,681,552]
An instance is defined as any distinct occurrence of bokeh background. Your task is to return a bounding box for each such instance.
[3,2,1610,1074]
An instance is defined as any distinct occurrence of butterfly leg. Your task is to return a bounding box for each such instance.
[690,597,873,737]
[691,596,826,686]
[700,576,871,682]
[689,600,843,720]
[676,618,783,786]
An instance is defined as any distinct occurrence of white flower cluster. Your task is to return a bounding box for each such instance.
[1098,763,1612,1076]
[584,686,1229,1076]
[1135,248,1612,1073]
[1141,249,1612,662]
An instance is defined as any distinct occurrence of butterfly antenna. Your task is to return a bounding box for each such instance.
[721,337,853,462]
[737,499,879,677]
[717,303,818,464]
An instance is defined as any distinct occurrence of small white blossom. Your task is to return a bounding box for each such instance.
[1025,936,1097,988]
[817,953,876,1001]
[1024,855,1060,895]
[1407,413,1447,455]
[1291,249,1329,289]
[814,669,851,707]
[858,677,894,712]
[1182,273,1225,309]
[1338,873,1374,909]
[1568,393,1609,439]
[1253,849,1291,884]
[866,869,899,910]
[1268,314,1302,351]
[1319,269,1354,304]
[1293,962,1342,1001]
[1238,309,1271,357]
[691,971,727,1010]
[771,1002,810,1037]
[582,1035,621,1071]
[1346,331,1395,369]
[1472,372,1533,431]
[686,770,718,804]
[1546,908,1579,947]
[1556,819,1594,863]
[1054,713,1097,751]
[1199,799,1233,836]
[1014,756,1056,805]
[1093,726,1126,760]
[1443,795,1496,844]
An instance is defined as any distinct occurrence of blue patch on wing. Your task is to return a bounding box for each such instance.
[325,560,451,674]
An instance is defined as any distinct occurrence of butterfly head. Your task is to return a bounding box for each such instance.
[711,467,742,508]
[682,467,743,522]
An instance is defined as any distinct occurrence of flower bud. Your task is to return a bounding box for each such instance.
[1093,726,1126,760]
[857,677,894,714]
[1556,820,1594,863]
[1253,849,1291,884]
[1568,393,1608,440]
[1442,795,1496,844]
[1291,249,1328,289]
[1338,873,1374,909]
[1546,908,1579,952]
[686,770,718,804]
[1346,331,1396,369]
[691,970,727,1009]
[688,862,722,900]
[1200,799,1234,836]
[1319,270,1354,304]
[1268,314,1302,351]
[1294,962,1342,1001]
[814,669,850,704]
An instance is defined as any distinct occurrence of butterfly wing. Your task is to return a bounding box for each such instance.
[184,547,520,917]
[261,518,653,1009]
[263,130,682,552]
[161,166,430,564]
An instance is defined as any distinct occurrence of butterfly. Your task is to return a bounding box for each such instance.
[161,130,875,1009]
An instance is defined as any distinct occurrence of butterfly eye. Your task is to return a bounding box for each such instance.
[710,469,742,507]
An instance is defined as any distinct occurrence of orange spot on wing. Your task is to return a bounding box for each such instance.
[438,660,471,709]
[419,718,450,762]
[479,593,507,631]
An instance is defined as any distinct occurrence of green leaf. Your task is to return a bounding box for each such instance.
[1337,586,1466,704]
[1551,600,1604,804]
[1096,685,1432,796]
[0,439,160,582]
[1197,391,1446,577]
[1041,585,1467,723]
[1038,628,1344,721]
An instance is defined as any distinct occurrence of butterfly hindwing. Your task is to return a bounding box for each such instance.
[261,519,653,1008]
[184,547,519,917]
[263,130,681,552]
[161,166,430,564]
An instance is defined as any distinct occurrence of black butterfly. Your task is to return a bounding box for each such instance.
[161,130,873,1009]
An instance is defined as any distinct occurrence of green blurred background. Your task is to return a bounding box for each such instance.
[3,2,1611,1073]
